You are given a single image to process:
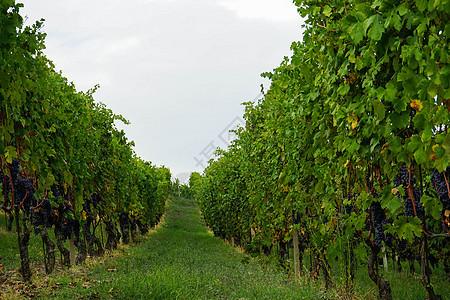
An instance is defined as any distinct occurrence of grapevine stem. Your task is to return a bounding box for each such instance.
[34,197,44,210]
[407,165,418,217]
[19,190,28,210]
[315,23,337,32]
[443,171,450,200]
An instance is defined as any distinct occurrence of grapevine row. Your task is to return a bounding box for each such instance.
[192,1,449,299]
[0,1,171,281]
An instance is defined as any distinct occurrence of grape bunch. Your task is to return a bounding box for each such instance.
[15,177,36,214]
[431,168,450,211]
[403,189,424,219]
[32,199,55,234]
[393,165,424,220]
[82,193,102,215]
[51,180,71,203]
[431,168,450,231]
[41,199,54,228]
[61,219,77,241]
[15,176,33,201]
[393,165,416,187]
[32,217,41,235]
[382,218,393,247]
[371,201,387,247]
[5,158,37,214]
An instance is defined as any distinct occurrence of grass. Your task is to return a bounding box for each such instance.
[31,197,323,299]
[0,214,43,271]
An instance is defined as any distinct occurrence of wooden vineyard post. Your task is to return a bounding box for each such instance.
[69,235,75,265]
[69,190,76,265]
[293,227,300,282]
[382,246,388,271]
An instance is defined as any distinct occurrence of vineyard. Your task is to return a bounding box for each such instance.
[0,0,171,285]
[193,1,449,300]
[1,0,450,299]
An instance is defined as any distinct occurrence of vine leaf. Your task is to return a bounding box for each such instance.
[367,15,385,41]
[381,194,403,214]
[395,216,423,243]
[349,22,364,44]
[421,195,442,220]
[442,131,450,160]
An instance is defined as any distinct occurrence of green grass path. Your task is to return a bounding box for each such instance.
[48,197,320,299]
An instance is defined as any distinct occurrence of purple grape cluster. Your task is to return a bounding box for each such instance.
[393,165,416,187]
[41,199,54,228]
[32,198,54,235]
[371,202,388,247]
[2,160,37,215]
[15,177,36,213]
[393,165,424,220]
[404,192,424,219]
[431,168,450,211]
[61,219,77,240]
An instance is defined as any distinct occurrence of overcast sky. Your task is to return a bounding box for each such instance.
[20,0,304,182]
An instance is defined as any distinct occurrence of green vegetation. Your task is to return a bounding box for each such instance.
[2,0,449,299]
[0,0,170,281]
[195,1,449,300]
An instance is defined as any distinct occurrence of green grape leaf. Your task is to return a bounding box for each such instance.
[373,102,386,120]
[420,195,442,220]
[442,131,450,161]
[407,135,422,153]
[395,216,423,243]
[416,0,428,11]
[323,5,332,17]
[368,15,385,41]
[414,147,427,165]
[349,22,364,44]
[381,193,403,215]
